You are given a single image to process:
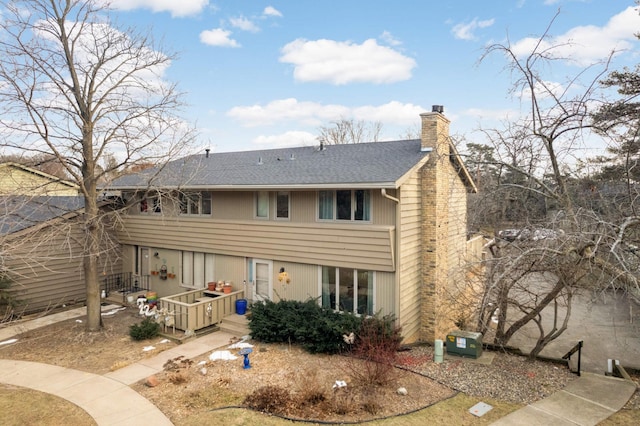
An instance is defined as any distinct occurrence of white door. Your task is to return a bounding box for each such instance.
[252,259,272,302]
[139,248,150,276]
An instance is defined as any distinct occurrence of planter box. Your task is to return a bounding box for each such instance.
[159,288,244,333]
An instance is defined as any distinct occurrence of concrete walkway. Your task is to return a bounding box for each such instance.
[0,305,236,425]
[1,306,637,425]
[491,372,637,425]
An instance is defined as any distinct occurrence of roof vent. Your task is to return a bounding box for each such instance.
[290,153,295,160]
[205,148,210,158]
[257,156,263,165]
[432,105,444,114]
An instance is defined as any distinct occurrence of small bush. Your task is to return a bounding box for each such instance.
[129,317,160,341]
[243,385,294,415]
[0,274,22,321]
[343,315,402,387]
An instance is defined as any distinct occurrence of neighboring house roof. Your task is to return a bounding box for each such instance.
[0,162,78,195]
[0,196,84,235]
[110,140,431,190]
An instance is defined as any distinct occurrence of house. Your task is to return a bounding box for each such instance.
[109,108,476,342]
[0,162,79,196]
[0,163,118,315]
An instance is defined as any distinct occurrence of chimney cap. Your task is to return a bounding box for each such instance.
[432,105,444,114]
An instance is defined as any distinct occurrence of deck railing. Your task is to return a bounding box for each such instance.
[158,288,244,333]
[102,273,150,304]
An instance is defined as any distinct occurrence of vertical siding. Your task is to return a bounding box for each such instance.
[270,262,318,303]
[397,170,423,342]
[214,254,246,291]
[375,271,395,317]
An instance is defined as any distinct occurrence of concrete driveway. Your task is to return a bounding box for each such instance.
[506,290,640,374]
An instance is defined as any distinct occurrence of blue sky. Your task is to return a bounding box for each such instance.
[106,0,639,155]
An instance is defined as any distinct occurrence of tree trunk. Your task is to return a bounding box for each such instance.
[83,194,102,331]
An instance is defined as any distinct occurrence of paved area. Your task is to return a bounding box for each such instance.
[0,304,637,425]
[491,372,637,425]
[0,305,236,425]
[508,291,640,374]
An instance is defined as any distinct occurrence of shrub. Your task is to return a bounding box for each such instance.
[243,385,294,415]
[248,298,362,354]
[342,315,402,387]
[129,317,160,341]
[0,274,22,321]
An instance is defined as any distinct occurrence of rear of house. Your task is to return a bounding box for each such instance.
[110,109,475,342]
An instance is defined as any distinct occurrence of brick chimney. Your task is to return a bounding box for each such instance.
[420,105,450,155]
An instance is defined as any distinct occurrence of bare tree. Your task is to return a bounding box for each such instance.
[317,118,383,145]
[466,11,640,357]
[0,0,194,330]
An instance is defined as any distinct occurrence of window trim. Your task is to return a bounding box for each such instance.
[317,190,371,222]
[179,191,212,216]
[318,266,375,316]
[140,192,162,214]
[255,191,269,219]
[180,251,215,289]
[275,191,290,220]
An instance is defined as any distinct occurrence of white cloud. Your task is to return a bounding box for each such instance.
[511,6,639,66]
[200,28,240,47]
[451,17,495,41]
[230,16,260,33]
[380,31,402,47]
[227,99,425,127]
[263,6,283,18]
[108,0,208,17]
[520,80,566,100]
[252,131,316,148]
[279,39,416,85]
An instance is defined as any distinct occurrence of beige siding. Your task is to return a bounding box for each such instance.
[4,219,121,313]
[126,189,396,227]
[0,164,78,196]
[397,170,423,342]
[270,261,318,303]
[375,271,396,317]
[214,255,245,290]
[117,217,395,272]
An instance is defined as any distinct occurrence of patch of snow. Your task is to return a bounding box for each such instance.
[209,350,237,361]
[157,339,170,344]
[0,338,17,346]
[228,341,253,349]
[143,346,155,352]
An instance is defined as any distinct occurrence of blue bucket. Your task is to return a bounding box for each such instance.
[235,299,248,315]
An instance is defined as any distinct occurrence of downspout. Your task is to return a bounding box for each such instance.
[381,188,399,203]
[381,188,402,332]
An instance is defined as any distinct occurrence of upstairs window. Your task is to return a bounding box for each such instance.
[276,191,289,220]
[255,191,269,219]
[318,190,371,221]
[140,193,161,214]
[179,192,212,216]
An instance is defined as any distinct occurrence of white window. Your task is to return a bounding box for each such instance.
[181,251,214,288]
[321,266,374,315]
[318,190,371,221]
[276,191,289,220]
[179,192,212,216]
[255,191,269,219]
